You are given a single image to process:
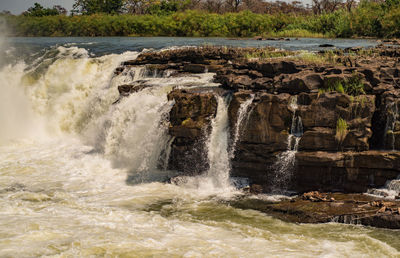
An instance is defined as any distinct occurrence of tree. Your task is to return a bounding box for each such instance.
[72,0,124,14]
[23,3,62,16]
[1,10,11,15]
[53,5,67,15]
[125,0,147,14]
[225,0,242,12]
[312,0,343,14]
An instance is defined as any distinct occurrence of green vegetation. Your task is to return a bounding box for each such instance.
[335,117,348,144]
[319,81,344,95]
[22,3,66,17]
[244,49,293,59]
[72,0,124,15]
[265,29,325,38]
[3,11,277,37]
[344,73,365,96]
[319,73,365,96]
[3,0,400,37]
[295,50,338,65]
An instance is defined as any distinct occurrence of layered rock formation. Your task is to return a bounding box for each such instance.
[230,192,400,229]
[119,46,400,192]
[116,45,400,228]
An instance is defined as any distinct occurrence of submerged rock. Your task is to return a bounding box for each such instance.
[229,193,400,229]
[319,44,335,48]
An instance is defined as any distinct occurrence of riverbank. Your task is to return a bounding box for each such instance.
[2,5,400,38]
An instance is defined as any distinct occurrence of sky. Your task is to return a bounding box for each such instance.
[0,0,75,14]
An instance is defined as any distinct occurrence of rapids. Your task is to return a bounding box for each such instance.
[0,38,399,257]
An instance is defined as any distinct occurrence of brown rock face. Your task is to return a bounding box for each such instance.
[299,93,375,151]
[117,46,400,196]
[278,72,323,94]
[167,88,222,174]
[295,151,400,192]
[230,193,400,229]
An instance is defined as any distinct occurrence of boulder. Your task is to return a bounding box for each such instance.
[278,72,323,94]
[299,127,336,151]
[319,44,335,47]
[295,151,400,192]
[184,64,207,73]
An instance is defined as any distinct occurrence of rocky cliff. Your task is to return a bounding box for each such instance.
[122,46,400,193]
[116,45,400,227]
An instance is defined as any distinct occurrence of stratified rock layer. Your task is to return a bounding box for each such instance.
[230,193,400,229]
[116,45,400,228]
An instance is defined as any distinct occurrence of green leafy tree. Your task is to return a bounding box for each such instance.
[72,0,124,14]
[146,0,191,15]
[23,3,63,16]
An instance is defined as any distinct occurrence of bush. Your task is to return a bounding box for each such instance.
[3,2,400,38]
[381,7,400,38]
[343,73,365,96]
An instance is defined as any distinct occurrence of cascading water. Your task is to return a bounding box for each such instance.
[229,95,255,159]
[0,44,220,182]
[368,102,400,198]
[178,95,235,194]
[384,102,399,150]
[271,96,303,193]
[368,176,400,200]
[206,96,232,189]
[0,40,399,257]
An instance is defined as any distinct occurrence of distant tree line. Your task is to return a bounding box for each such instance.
[22,3,67,16]
[2,0,400,38]
[1,0,359,16]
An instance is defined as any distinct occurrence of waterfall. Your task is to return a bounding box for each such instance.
[175,95,236,194]
[229,95,254,159]
[0,45,222,184]
[206,96,232,189]
[384,102,399,150]
[368,175,400,200]
[271,95,303,193]
[83,64,219,182]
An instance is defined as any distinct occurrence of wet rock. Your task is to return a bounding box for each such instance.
[117,84,149,96]
[324,68,342,75]
[114,66,124,75]
[299,127,336,151]
[207,64,224,72]
[319,44,335,48]
[229,193,400,229]
[278,73,323,93]
[301,191,334,202]
[184,64,207,73]
[117,46,400,202]
[295,151,400,192]
[167,88,223,173]
[250,184,263,194]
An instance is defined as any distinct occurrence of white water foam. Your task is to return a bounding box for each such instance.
[229,94,254,159]
[206,96,232,189]
[271,96,303,193]
[0,45,231,187]
[384,102,399,150]
[367,175,400,200]
[175,95,236,196]
[0,43,399,257]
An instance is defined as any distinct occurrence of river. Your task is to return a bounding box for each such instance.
[0,37,399,257]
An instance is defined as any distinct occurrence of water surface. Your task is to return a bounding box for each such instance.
[0,37,398,257]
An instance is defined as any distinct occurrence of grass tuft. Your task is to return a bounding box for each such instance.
[335,117,348,144]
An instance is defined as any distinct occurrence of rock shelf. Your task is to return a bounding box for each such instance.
[116,44,400,229]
